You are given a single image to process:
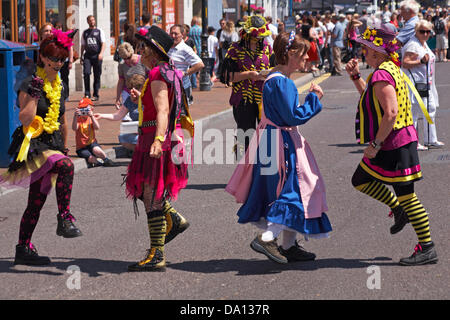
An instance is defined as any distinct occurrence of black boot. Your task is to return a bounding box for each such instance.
[389,205,409,234]
[14,244,51,266]
[163,201,190,244]
[56,214,83,238]
[399,242,438,266]
[128,248,166,272]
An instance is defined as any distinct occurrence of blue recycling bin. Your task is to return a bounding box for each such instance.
[25,43,39,63]
[0,40,36,167]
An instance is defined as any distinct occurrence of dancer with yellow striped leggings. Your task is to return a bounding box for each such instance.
[346,25,438,266]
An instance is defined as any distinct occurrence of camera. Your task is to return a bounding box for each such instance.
[78,106,91,116]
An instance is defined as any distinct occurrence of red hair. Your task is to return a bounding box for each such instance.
[37,35,69,67]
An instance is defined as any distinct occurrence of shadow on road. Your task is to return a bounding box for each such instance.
[185,184,227,191]
[329,143,365,154]
[0,257,132,277]
[329,143,363,148]
[167,256,397,275]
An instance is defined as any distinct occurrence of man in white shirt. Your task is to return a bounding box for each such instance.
[168,24,204,104]
[265,16,278,49]
[207,26,219,82]
[324,13,335,73]
[382,5,392,23]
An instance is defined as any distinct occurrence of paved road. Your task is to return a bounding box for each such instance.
[0,63,449,302]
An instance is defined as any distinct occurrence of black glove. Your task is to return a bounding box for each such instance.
[62,148,70,156]
[27,76,44,99]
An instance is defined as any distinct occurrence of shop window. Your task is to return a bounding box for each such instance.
[30,0,39,43]
[134,0,140,25]
[1,0,12,40]
[119,0,128,31]
[45,0,66,30]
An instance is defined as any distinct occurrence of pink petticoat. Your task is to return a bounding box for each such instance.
[125,130,188,202]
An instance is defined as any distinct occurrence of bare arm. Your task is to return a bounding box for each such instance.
[352,20,363,28]
[18,91,38,127]
[59,114,68,148]
[116,78,125,104]
[152,80,170,139]
[149,80,170,158]
[72,110,79,131]
[99,42,106,60]
[89,111,100,130]
[230,71,265,83]
[68,47,74,69]
[186,61,205,76]
[402,51,423,69]
[80,45,85,59]
[345,58,366,95]
[373,82,398,143]
[363,82,398,159]
[95,105,129,121]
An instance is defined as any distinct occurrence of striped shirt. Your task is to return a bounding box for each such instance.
[189,25,202,55]
[168,40,203,88]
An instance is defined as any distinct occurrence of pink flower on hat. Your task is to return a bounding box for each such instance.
[52,29,74,49]
[138,28,148,36]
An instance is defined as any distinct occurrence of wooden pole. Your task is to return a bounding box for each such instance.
[25,0,30,43]
[128,0,135,25]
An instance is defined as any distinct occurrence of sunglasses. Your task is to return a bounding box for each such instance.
[137,42,146,50]
[47,56,67,63]
[418,29,431,34]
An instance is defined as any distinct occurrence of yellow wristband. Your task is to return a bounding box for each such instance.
[154,135,165,143]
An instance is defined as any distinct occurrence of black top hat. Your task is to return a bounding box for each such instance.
[135,25,173,61]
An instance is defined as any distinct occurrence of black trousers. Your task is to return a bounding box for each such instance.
[83,56,102,97]
[60,60,70,98]
[232,100,259,157]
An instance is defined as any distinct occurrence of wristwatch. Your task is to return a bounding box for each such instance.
[370,139,383,150]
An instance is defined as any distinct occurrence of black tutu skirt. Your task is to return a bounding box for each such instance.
[357,141,422,186]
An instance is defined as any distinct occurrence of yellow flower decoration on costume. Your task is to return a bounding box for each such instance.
[392,39,398,45]
[371,29,377,36]
[363,29,372,40]
[373,37,383,46]
[35,67,61,134]
[390,52,399,60]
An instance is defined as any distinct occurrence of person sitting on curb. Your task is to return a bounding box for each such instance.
[72,98,117,168]
[94,74,146,156]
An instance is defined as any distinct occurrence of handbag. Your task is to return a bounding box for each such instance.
[408,69,429,98]
[180,93,194,138]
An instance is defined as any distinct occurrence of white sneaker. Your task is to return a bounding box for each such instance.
[425,141,445,149]
[417,143,428,151]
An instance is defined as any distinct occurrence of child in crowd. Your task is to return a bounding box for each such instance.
[72,98,117,168]
[94,74,145,156]
[207,26,219,82]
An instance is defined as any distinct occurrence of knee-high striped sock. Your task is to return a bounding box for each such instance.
[355,181,400,209]
[147,210,167,252]
[398,193,432,243]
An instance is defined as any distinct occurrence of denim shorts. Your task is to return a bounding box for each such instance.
[118,133,138,145]
[76,141,100,159]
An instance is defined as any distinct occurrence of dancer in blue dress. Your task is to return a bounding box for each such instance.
[226,31,332,264]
